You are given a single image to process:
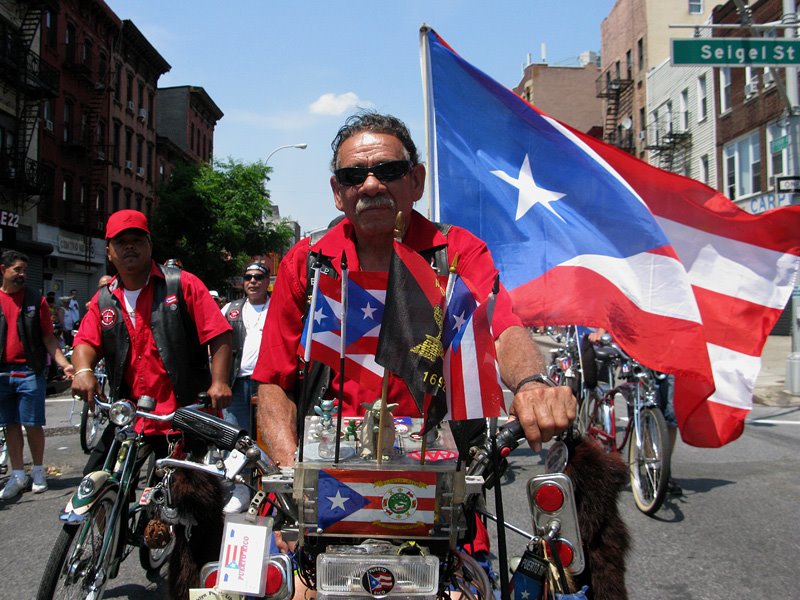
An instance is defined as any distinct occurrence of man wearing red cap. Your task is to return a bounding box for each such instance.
[71,209,233,471]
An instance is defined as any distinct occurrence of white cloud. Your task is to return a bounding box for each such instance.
[309,92,372,116]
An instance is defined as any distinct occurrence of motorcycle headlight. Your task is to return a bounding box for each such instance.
[108,400,136,426]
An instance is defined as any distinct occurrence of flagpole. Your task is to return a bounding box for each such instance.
[297,261,321,463]
[419,25,438,221]
[376,371,390,466]
[444,253,459,304]
[334,251,348,464]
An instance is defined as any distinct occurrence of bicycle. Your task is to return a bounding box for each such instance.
[583,334,671,515]
[36,394,191,600]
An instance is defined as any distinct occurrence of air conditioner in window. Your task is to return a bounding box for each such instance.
[745,82,758,97]
[764,69,775,85]
[136,166,144,177]
[138,108,148,121]
[96,150,105,162]
[127,100,134,111]
[125,159,133,170]
[44,119,54,131]
[638,131,647,141]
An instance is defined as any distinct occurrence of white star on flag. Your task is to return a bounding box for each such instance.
[491,153,566,222]
[327,490,349,511]
[451,311,467,332]
[361,302,377,320]
[314,307,327,325]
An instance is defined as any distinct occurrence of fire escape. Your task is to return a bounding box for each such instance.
[596,67,634,154]
[645,118,692,173]
[0,3,59,209]
[59,16,112,266]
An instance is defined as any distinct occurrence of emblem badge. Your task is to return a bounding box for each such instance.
[228,309,241,320]
[381,486,417,521]
[164,294,178,306]
[361,566,395,597]
[100,308,117,328]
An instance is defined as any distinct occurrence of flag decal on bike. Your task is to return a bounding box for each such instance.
[316,469,436,536]
[362,566,396,596]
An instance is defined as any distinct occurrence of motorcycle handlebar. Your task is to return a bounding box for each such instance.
[92,395,206,423]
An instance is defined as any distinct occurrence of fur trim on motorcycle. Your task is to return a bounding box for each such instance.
[166,468,225,600]
[566,436,631,600]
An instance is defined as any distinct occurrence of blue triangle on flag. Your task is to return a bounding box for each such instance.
[317,470,369,530]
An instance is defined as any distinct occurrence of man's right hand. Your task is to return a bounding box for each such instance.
[71,369,102,410]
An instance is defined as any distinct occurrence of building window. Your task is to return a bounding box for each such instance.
[679,88,689,132]
[125,129,132,165]
[697,75,708,121]
[126,73,134,106]
[138,81,145,109]
[723,131,761,199]
[719,67,731,113]
[148,92,154,128]
[190,123,195,150]
[767,121,788,185]
[744,66,759,97]
[637,38,644,71]
[689,0,703,14]
[125,189,132,209]
[699,154,709,185]
[63,100,73,142]
[147,144,153,181]
[62,175,72,203]
[114,63,122,101]
[136,136,143,170]
[96,189,104,214]
[65,23,75,64]
[82,38,92,70]
[625,49,632,79]
[113,122,121,165]
[97,52,107,88]
[112,186,120,212]
[42,98,54,131]
[44,10,57,49]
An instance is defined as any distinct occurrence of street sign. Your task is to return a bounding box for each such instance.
[771,135,789,154]
[776,176,800,193]
[672,38,800,66]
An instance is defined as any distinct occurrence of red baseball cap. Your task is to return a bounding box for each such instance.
[105,209,150,240]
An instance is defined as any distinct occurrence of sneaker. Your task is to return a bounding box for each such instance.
[667,478,683,496]
[0,475,30,500]
[31,470,48,494]
[223,483,251,514]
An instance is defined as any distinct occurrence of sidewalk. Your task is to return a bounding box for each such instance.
[752,335,800,407]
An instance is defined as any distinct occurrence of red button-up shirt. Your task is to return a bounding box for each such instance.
[75,262,231,434]
[253,210,522,417]
[0,290,53,363]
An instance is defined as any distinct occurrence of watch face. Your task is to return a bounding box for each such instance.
[545,440,569,473]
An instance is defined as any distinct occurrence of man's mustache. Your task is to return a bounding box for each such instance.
[355,195,395,214]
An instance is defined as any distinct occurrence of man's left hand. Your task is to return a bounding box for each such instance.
[207,381,232,411]
[509,384,576,452]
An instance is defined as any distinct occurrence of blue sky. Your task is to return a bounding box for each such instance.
[105,0,616,234]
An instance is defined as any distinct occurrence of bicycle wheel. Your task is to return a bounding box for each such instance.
[37,491,119,600]
[134,452,174,573]
[80,403,99,454]
[628,407,670,515]
[585,390,617,452]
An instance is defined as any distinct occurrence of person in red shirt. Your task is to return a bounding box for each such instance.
[71,209,233,472]
[0,250,74,500]
[254,112,576,469]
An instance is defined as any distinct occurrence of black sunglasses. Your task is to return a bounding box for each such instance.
[243,274,266,281]
[334,160,413,187]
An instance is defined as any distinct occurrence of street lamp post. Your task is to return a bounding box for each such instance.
[265,143,308,165]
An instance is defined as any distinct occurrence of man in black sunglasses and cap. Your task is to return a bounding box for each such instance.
[253,111,576,469]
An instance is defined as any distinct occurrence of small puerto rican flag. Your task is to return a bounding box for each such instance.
[164,294,178,306]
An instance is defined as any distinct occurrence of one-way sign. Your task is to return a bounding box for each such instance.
[776,176,800,193]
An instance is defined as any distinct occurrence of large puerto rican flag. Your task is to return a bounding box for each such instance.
[315,469,437,537]
[299,271,388,394]
[421,27,800,447]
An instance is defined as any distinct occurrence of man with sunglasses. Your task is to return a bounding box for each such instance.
[219,262,270,512]
[254,111,575,468]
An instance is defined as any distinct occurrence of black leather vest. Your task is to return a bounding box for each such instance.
[98,265,210,404]
[223,297,247,384]
[0,287,47,374]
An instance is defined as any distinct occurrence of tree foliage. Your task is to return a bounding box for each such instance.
[150,158,294,289]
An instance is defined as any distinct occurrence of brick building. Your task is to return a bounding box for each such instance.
[712,0,797,216]
[0,0,59,290]
[598,0,714,158]
[155,85,222,186]
[512,57,603,134]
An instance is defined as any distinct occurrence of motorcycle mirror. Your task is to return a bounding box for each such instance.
[600,332,612,345]
[137,395,156,412]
